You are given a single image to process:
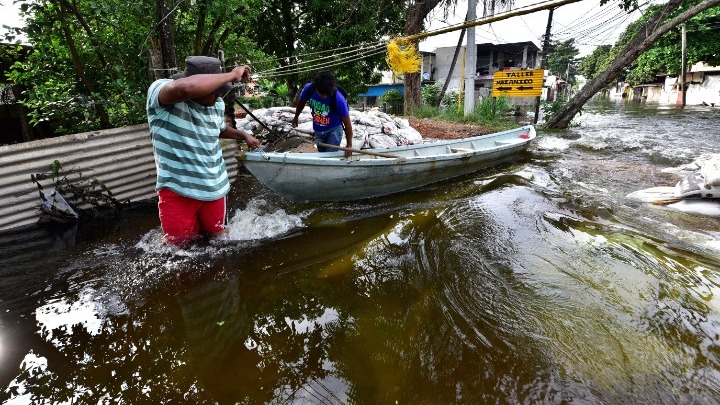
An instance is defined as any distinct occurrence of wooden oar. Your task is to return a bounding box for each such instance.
[293,134,402,159]
[234,100,402,159]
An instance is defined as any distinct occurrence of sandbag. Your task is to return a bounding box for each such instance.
[368,134,397,149]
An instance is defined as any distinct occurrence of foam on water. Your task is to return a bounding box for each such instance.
[535,136,570,151]
[220,198,306,241]
[73,198,310,304]
[132,198,307,256]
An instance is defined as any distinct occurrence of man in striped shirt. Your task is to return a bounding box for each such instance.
[147,56,260,245]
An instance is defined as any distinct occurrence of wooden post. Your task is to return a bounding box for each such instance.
[534,8,554,124]
[458,46,466,114]
[681,23,687,107]
[464,0,477,115]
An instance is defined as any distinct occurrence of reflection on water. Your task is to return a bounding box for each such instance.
[2,99,720,403]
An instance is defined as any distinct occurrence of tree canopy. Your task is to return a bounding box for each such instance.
[576,45,612,81]
[624,6,720,84]
[545,39,580,84]
[2,0,407,136]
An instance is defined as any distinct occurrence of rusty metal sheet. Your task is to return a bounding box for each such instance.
[0,123,240,232]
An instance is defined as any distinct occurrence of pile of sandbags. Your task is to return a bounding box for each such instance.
[667,153,720,199]
[235,106,424,149]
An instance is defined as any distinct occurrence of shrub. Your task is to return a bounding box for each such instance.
[421,83,441,105]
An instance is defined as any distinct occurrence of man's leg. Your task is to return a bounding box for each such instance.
[314,129,330,152]
[314,126,343,152]
[158,188,201,245]
[197,196,227,237]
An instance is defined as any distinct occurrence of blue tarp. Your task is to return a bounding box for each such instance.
[358,84,404,97]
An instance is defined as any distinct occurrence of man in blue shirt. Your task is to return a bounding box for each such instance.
[292,71,354,157]
[146,56,260,244]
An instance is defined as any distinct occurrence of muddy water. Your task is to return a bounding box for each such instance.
[2,98,720,404]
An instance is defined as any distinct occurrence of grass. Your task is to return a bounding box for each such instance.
[407,97,518,132]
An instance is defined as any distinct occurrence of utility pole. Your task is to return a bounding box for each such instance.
[534,8,554,124]
[681,23,687,106]
[464,0,477,115]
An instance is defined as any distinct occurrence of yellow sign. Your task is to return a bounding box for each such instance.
[491,69,544,97]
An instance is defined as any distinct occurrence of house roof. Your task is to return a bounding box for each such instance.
[476,41,540,53]
[358,83,405,97]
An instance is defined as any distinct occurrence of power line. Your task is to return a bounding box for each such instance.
[253,42,386,76]
[256,48,386,79]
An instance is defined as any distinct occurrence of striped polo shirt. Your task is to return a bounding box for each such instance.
[146,79,230,201]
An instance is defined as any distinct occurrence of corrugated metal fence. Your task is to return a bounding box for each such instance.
[0,123,240,232]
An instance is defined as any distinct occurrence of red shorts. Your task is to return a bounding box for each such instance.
[157,188,226,245]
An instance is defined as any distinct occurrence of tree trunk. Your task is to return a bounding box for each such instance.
[59,4,112,129]
[156,0,177,76]
[403,0,444,113]
[545,0,720,129]
[54,0,108,67]
[11,85,36,141]
[436,27,466,107]
[194,0,209,55]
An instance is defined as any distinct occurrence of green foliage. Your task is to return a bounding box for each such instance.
[441,90,459,110]
[547,39,580,84]
[602,0,639,12]
[471,97,514,122]
[421,82,441,105]
[624,6,720,85]
[380,89,404,105]
[380,89,404,114]
[577,45,612,81]
[583,4,720,86]
[408,96,515,130]
[409,104,441,119]
[245,0,406,101]
[540,100,565,122]
[255,78,290,105]
[5,0,406,135]
[5,0,161,134]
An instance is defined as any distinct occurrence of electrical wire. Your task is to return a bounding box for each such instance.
[253,42,386,77]
[138,0,189,57]
[247,40,386,66]
[255,48,387,79]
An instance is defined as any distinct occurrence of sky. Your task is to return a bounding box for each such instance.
[1,0,650,56]
[1,0,25,42]
[418,0,651,57]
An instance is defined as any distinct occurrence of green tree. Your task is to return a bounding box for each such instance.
[546,0,720,129]
[244,0,407,103]
[577,44,612,81]
[403,0,514,113]
[5,0,160,134]
[546,38,580,84]
[625,6,720,85]
[4,0,407,135]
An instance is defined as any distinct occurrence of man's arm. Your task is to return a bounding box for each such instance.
[158,65,250,105]
[341,115,353,157]
[220,126,261,149]
[292,100,306,128]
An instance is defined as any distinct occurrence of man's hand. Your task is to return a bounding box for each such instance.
[291,116,299,128]
[231,65,252,83]
[244,132,261,149]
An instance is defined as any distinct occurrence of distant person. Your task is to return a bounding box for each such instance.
[292,71,354,157]
[146,56,260,245]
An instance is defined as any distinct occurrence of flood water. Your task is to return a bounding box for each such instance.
[2,97,720,404]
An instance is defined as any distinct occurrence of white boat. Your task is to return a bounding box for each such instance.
[239,125,536,202]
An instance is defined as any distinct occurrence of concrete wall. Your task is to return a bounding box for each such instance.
[0,123,240,232]
[635,74,720,105]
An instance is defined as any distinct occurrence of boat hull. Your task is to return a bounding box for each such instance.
[239,125,536,202]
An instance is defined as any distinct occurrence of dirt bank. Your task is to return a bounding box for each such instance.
[405,117,495,140]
